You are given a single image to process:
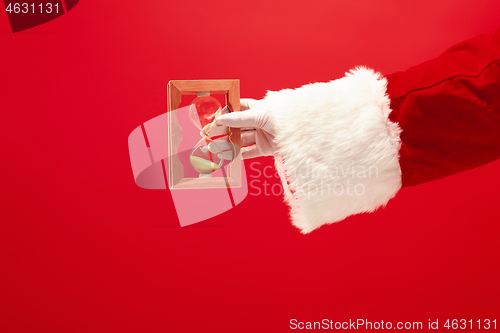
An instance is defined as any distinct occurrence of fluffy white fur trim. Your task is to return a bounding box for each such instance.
[263,67,402,233]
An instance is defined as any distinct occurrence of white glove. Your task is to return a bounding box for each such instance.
[210,98,277,159]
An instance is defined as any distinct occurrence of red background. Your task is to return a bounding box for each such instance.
[1,0,499,332]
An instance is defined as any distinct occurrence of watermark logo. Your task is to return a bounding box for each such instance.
[3,0,79,33]
[248,160,379,200]
[128,109,248,228]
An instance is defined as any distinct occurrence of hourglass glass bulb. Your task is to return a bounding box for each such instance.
[189,94,222,130]
[188,94,224,177]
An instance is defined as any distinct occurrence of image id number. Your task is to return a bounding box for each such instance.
[6,3,60,14]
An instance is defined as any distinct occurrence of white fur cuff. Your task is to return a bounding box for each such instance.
[263,67,402,233]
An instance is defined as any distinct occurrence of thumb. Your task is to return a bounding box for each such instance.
[216,109,266,128]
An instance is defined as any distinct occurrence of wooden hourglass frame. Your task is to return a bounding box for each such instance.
[167,79,242,189]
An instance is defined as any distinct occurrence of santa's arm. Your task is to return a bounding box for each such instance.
[217,27,500,233]
[387,26,500,187]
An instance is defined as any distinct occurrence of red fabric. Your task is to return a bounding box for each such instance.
[386,26,500,187]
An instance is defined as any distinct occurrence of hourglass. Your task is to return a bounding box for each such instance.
[167,80,242,189]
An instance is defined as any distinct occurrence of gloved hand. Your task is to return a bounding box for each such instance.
[208,98,277,159]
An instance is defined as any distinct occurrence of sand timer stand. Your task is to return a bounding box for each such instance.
[167,80,241,189]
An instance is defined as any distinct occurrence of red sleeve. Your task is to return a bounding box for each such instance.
[386,26,500,187]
